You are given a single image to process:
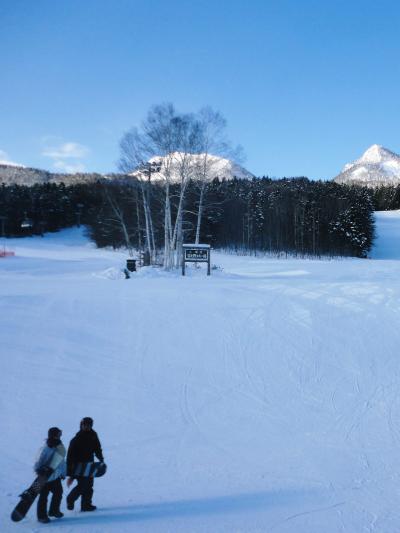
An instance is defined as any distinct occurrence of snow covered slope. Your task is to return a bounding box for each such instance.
[370,210,400,259]
[334,144,400,187]
[131,153,254,182]
[1,216,400,532]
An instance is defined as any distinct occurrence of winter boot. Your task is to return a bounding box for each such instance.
[81,504,97,512]
[66,497,74,510]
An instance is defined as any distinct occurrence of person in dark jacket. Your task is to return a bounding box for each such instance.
[66,417,104,512]
[35,427,66,523]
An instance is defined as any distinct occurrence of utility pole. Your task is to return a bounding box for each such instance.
[0,215,7,237]
[75,204,84,228]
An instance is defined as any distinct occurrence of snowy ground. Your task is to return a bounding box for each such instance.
[1,211,400,532]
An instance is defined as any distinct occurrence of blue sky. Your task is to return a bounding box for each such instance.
[1,0,399,179]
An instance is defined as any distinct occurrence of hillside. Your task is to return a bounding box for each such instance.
[334,144,400,187]
[1,214,400,531]
[0,163,110,186]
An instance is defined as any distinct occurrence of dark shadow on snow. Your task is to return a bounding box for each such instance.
[54,489,319,526]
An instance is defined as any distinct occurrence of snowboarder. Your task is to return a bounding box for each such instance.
[66,417,104,512]
[34,427,66,523]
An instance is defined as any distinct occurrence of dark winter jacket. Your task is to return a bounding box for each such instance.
[67,429,103,476]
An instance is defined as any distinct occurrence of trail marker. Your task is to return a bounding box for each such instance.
[182,244,211,276]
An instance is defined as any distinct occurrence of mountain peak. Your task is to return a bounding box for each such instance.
[334,145,400,187]
[359,144,394,164]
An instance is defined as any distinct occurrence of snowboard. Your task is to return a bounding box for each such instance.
[10,467,53,522]
[11,444,65,522]
[72,461,107,478]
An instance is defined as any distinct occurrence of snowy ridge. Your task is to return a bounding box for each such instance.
[0,161,25,168]
[0,164,113,186]
[334,144,400,187]
[131,152,254,182]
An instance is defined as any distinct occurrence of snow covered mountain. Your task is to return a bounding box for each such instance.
[0,163,110,186]
[131,153,254,182]
[334,144,400,187]
[0,163,53,185]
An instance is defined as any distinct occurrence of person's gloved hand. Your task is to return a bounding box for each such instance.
[36,466,53,476]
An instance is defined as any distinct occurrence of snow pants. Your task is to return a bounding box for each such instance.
[37,478,63,519]
[67,477,94,509]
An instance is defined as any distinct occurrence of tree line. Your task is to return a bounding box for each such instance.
[373,184,400,211]
[0,177,375,259]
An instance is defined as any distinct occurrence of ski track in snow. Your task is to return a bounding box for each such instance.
[1,212,400,531]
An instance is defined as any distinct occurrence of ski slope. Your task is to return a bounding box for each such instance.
[370,210,400,259]
[1,211,400,532]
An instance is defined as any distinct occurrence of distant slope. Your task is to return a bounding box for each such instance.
[0,163,112,186]
[334,144,400,187]
[0,164,52,185]
[370,210,400,259]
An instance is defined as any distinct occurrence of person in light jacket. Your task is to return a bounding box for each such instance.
[34,427,66,523]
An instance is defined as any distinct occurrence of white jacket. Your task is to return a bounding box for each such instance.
[34,442,67,482]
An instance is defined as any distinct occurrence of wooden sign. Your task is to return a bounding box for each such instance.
[182,244,211,276]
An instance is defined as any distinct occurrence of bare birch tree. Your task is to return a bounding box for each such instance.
[192,107,242,243]
[102,184,135,256]
[118,103,240,268]
[119,104,201,268]
[119,125,161,263]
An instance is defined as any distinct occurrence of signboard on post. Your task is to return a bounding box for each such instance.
[182,244,211,276]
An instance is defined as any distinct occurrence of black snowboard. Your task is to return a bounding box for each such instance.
[72,461,107,478]
[11,467,53,522]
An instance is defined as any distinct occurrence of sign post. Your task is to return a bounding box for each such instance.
[182,244,211,276]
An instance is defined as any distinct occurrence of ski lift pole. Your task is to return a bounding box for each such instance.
[0,215,7,237]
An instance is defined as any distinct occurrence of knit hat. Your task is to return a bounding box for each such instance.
[48,427,62,439]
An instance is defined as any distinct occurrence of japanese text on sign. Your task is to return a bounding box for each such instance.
[185,249,209,261]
